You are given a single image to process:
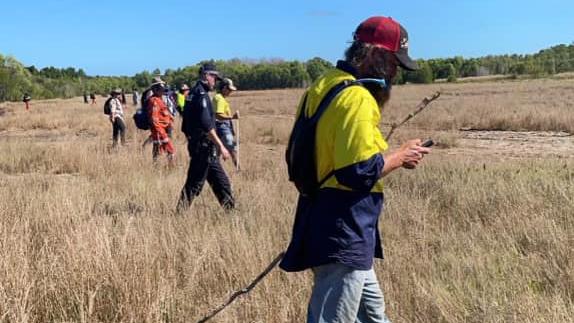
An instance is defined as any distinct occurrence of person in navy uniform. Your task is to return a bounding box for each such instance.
[176,63,235,212]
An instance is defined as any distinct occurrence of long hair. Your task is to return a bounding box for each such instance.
[344,41,393,107]
[344,41,390,79]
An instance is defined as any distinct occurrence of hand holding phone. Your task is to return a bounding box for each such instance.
[421,139,434,147]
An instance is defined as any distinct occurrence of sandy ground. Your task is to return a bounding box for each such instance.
[2,127,573,161]
[447,129,574,160]
[1,92,573,162]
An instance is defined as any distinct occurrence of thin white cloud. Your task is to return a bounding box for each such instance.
[307,10,339,17]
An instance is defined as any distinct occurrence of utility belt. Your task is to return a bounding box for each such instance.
[186,130,217,160]
[186,128,209,142]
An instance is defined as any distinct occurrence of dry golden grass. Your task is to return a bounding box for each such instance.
[0,79,573,323]
[387,78,574,134]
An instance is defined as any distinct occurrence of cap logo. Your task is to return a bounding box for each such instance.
[400,38,409,49]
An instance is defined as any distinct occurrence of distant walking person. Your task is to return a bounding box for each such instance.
[214,78,240,169]
[83,92,88,104]
[140,87,155,149]
[132,88,140,106]
[164,87,178,139]
[176,63,235,212]
[90,93,97,105]
[22,93,31,111]
[108,88,126,148]
[147,78,175,166]
[164,87,178,117]
[176,84,190,113]
[121,90,127,105]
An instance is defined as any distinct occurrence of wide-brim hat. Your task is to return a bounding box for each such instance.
[180,84,190,91]
[110,88,122,95]
[150,76,166,88]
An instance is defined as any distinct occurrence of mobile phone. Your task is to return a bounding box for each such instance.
[421,139,434,147]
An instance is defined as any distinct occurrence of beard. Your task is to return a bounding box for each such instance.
[356,48,395,110]
[364,81,392,110]
[201,80,215,91]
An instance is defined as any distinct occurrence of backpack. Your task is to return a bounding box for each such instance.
[133,109,150,130]
[133,89,152,130]
[103,97,113,115]
[164,92,177,117]
[140,88,152,111]
[285,80,360,198]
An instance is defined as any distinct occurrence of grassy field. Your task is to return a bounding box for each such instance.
[0,77,573,322]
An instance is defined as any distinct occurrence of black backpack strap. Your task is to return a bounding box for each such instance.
[305,79,355,122]
[305,79,360,188]
[297,93,309,121]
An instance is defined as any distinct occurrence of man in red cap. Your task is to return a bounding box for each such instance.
[280,16,430,322]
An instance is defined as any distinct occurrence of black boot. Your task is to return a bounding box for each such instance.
[175,192,194,215]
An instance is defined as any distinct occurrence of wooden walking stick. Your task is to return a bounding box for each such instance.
[235,113,240,171]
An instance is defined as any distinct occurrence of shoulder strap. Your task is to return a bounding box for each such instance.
[305,79,356,122]
[307,79,361,188]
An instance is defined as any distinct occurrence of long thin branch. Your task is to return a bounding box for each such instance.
[386,91,441,141]
[196,252,285,323]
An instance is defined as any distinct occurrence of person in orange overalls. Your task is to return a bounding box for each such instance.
[147,78,175,166]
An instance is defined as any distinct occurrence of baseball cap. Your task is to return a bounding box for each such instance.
[221,78,237,91]
[354,16,418,71]
[199,63,220,76]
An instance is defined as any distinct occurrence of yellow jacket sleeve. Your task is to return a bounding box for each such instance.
[333,91,388,169]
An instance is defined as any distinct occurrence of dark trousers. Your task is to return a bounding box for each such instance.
[178,138,235,211]
[112,118,126,147]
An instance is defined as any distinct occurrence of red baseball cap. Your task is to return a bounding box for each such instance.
[354,16,418,71]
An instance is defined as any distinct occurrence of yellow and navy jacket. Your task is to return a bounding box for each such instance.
[213,93,231,118]
[176,92,186,111]
[280,61,389,272]
[213,93,233,131]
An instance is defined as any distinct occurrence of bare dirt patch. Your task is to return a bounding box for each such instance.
[446,130,574,160]
[0,128,99,143]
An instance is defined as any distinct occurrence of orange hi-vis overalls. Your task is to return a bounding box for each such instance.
[147,96,175,156]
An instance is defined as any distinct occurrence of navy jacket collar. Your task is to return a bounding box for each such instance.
[336,60,359,78]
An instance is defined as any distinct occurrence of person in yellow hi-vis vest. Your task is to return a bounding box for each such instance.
[213,78,239,169]
[176,84,189,113]
[280,16,432,323]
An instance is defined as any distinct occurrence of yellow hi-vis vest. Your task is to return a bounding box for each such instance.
[297,69,389,193]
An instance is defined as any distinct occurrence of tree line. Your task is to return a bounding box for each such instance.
[1,43,573,102]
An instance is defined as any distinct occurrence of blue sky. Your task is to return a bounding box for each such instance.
[0,0,572,76]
